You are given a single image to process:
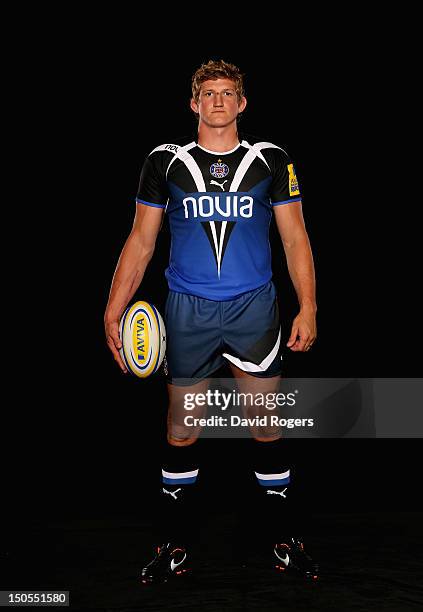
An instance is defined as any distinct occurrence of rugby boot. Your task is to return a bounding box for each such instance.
[273,537,319,580]
[141,542,190,584]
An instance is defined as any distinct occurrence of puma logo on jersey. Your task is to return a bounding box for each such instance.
[210,180,228,191]
[183,195,253,219]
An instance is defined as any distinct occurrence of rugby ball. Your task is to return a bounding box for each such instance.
[119,301,166,378]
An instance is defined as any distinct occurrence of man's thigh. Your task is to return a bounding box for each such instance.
[229,363,282,441]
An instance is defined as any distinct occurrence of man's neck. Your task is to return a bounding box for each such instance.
[196,124,240,153]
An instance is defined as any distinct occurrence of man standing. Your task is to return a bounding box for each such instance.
[104,59,318,582]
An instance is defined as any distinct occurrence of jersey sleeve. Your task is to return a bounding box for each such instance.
[135,154,169,208]
[269,149,302,206]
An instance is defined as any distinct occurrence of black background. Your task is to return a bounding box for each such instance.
[2,15,422,610]
[6,27,421,538]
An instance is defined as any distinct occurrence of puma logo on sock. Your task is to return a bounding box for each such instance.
[267,488,287,498]
[163,487,182,500]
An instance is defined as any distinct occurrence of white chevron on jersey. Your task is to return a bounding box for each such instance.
[249,140,288,172]
[152,140,287,195]
[228,140,285,191]
[245,140,273,170]
[229,145,258,192]
[223,329,281,372]
[209,220,228,278]
[166,142,207,191]
[252,141,287,156]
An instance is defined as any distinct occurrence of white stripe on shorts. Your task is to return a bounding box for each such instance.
[222,329,281,372]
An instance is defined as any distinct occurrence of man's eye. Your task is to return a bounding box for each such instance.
[224,91,234,96]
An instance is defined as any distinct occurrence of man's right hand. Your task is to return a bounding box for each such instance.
[103,204,165,375]
[104,316,128,373]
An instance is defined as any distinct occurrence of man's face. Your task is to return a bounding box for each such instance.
[190,78,247,128]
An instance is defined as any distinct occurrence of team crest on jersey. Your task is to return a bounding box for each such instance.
[210,160,229,179]
[288,164,300,196]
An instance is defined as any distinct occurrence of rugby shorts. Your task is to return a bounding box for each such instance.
[164,281,282,385]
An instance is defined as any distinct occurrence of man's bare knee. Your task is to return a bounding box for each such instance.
[251,433,282,442]
[167,435,199,447]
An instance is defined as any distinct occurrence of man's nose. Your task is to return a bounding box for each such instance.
[213,94,224,106]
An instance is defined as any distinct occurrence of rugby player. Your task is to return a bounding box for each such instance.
[105,59,318,583]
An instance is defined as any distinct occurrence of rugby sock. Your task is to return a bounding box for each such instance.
[251,438,299,541]
[155,441,200,544]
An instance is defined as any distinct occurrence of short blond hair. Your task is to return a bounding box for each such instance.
[191,59,245,104]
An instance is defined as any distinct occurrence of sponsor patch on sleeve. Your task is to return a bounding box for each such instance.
[288,163,300,196]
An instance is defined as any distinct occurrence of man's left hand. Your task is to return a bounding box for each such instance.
[286,309,317,352]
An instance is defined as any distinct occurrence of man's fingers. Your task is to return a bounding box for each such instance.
[297,333,310,352]
[108,323,122,350]
[286,326,299,347]
[287,325,309,351]
[104,318,128,373]
[287,313,317,352]
[288,330,316,352]
[106,335,127,373]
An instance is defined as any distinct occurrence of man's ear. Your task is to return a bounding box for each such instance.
[239,96,247,113]
[190,98,199,114]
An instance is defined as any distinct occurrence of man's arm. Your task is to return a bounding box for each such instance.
[104,203,165,372]
[274,202,317,352]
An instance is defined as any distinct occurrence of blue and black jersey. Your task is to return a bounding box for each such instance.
[136,132,301,301]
